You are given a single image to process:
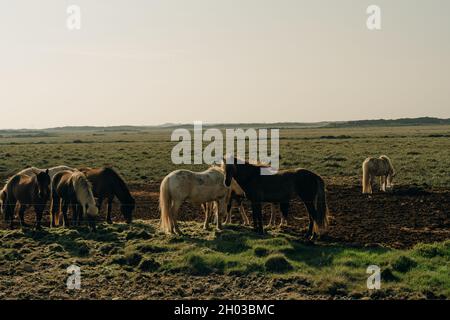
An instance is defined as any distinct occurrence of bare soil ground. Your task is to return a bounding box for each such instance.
[126,179,450,249]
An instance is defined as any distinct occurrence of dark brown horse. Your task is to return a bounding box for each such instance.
[78,167,135,224]
[222,156,329,239]
[3,170,51,229]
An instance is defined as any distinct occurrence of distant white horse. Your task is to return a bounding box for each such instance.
[362,155,396,194]
[0,165,76,216]
[160,166,230,235]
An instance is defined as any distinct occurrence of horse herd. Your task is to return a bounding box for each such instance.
[0,155,396,240]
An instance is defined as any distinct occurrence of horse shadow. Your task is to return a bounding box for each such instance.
[20,223,125,257]
[175,222,391,270]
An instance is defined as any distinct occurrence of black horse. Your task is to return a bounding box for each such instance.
[223,157,329,239]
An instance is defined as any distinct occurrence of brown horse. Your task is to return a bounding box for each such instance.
[78,167,135,224]
[51,170,98,230]
[3,170,51,229]
[222,156,329,239]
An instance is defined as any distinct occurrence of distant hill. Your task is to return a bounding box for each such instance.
[1,117,449,134]
[324,117,450,128]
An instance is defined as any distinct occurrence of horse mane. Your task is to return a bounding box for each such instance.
[380,155,395,172]
[70,171,96,206]
[224,155,270,168]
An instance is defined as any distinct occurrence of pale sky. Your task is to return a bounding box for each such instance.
[1,0,449,129]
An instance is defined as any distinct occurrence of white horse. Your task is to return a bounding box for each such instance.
[160,166,230,235]
[362,155,396,194]
[50,170,98,229]
[0,165,76,216]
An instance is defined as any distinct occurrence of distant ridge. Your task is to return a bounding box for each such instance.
[1,117,449,133]
[324,117,450,128]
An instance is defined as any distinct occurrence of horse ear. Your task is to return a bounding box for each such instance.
[45,169,49,175]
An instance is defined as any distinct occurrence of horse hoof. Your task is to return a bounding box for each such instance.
[106,220,113,224]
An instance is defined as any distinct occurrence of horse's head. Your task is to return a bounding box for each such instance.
[120,197,135,224]
[86,203,99,218]
[36,169,51,200]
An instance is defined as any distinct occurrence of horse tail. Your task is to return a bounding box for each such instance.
[313,176,329,233]
[362,159,371,194]
[159,175,173,234]
[0,188,7,215]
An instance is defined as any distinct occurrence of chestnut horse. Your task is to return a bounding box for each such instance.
[1,165,75,217]
[2,170,51,229]
[78,167,135,224]
[222,156,329,239]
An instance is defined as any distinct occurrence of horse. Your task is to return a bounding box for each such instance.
[362,155,396,194]
[159,166,230,235]
[2,170,51,229]
[50,170,98,230]
[78,167,135,224]
[222,156,329,239]
[0,166,75,217]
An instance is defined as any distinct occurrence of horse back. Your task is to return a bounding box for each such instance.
[6,174,36,202]
[82,167,130,200]
[245,168,320,202]
[52,171,76,200]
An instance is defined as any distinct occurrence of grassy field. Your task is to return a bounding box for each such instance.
[1,220,448,299]
[1,124,449,299]
[1,125,450,186]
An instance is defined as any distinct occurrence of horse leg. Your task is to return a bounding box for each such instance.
[251,202,263,234]
[71,203,79,226]
[266,203,274,227]
[106,197,113,224]
[380,176,386,192]
[171,201,182,235]
[304,203,319,241]
[61,201,69,227]
[279,203,289,228]
[18,204,28,228]
[96,197,103,212]
[203,203,211,230]
[224,200,232,225]
[369,175,375,194]
[34,205,44,229]
[240,202,250,226]
[215,199,225,231]
[50,191,59,227]
[5,197,17,228]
